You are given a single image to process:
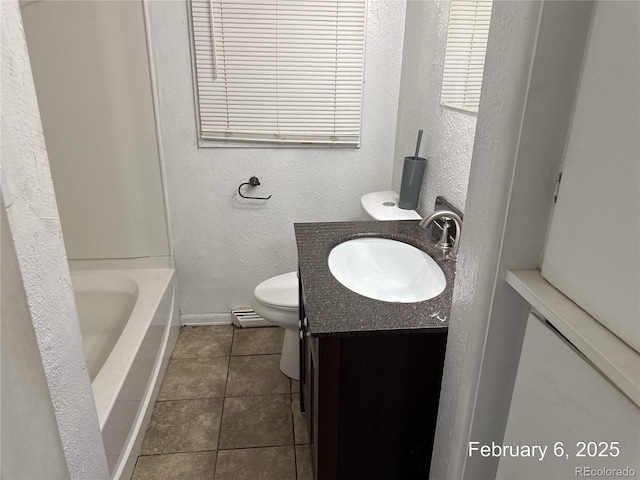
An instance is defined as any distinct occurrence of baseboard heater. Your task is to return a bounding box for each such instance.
[231,308,272,328]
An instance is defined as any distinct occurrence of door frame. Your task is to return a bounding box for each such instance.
[430,2,596,478]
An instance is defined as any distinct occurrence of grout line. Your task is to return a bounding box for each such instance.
[155,397,226,403]
[170,354,233,359]
[222,354,230,399]
[291,391,299,479]
[137,449,218,458]
[222,392,292,399]
[216,444,296,452]
[221,392,295,402]
[230,351,284,357]
[214,336,231,473]
[155,391,293,403]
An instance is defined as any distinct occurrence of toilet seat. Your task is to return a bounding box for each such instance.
[253,271,298,310]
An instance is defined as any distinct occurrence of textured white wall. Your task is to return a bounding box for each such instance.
[1,198,69,480]
[1,1,109,477]
[147,0,406,319]
[20,0,170,262]
[392,0,476,214]
[429,3,542,477]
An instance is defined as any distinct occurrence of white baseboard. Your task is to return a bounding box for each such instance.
[180,313,231,326]
[180,311,275,328]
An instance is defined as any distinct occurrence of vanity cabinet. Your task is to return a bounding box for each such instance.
[298,278,448,480]
[294,220,455,480]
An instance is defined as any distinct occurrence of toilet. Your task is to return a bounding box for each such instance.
[251,271,300,379]
[251,190,420,380]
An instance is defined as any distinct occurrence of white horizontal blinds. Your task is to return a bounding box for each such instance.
[190,0,366,146]
[441,0,493,113]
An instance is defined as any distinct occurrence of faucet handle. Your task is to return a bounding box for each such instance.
[435,217,452,251]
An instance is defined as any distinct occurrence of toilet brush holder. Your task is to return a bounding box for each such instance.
[398,156,426,210]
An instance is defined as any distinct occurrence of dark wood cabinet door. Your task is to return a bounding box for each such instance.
[297,271,447,479]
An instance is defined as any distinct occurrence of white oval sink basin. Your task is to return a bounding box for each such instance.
[328,238,446,303]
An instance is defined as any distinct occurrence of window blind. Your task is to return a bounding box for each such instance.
[441,0,493,113]
[190,0,366,146]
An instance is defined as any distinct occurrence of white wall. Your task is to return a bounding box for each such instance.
[1,198,69,480]
[147,0,406,320]
[1,1,109,477]
[20,0,170,262]
[392,0,476,214]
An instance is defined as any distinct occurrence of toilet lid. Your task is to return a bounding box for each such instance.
[254,271,299,309]
[361,191,422,220]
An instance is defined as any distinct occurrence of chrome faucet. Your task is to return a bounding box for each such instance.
[419,210,462,261]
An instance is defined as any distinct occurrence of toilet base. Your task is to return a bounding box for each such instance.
[280,328,300,380]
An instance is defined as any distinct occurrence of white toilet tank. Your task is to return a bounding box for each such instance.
[360,191,421,221]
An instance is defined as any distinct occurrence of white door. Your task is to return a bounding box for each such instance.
[541,1,640,352]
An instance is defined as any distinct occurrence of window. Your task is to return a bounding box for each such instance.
[189,0,366,146]
[441,0,493,113]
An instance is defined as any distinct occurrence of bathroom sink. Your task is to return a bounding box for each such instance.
[327,238,446,303]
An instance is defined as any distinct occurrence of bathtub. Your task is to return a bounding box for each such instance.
[71,268,179,480]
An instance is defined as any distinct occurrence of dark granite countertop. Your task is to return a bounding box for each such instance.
[294,220,456,337]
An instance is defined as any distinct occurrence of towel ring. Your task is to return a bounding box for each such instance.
[238,176,272,200]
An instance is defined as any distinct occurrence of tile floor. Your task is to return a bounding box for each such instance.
[132,326,312,480]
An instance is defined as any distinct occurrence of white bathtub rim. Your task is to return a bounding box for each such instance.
[70,268,175,429]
